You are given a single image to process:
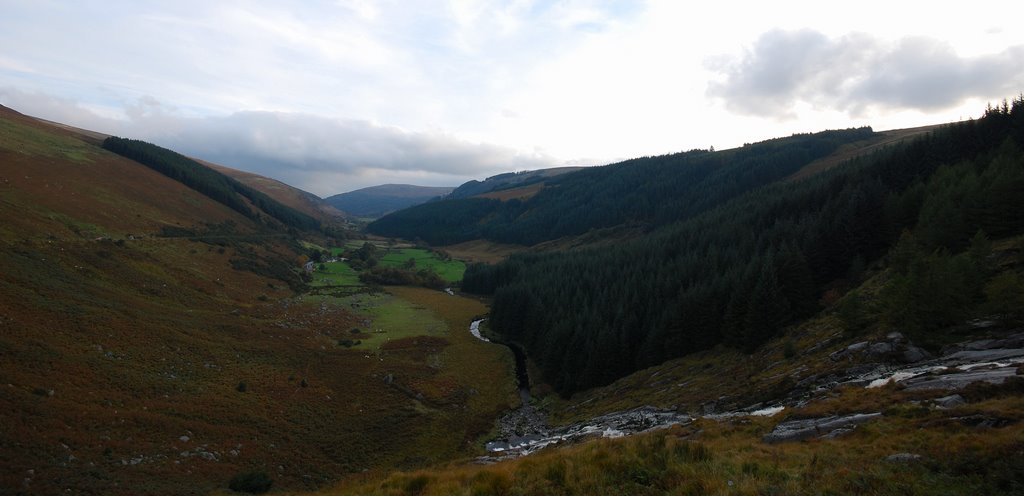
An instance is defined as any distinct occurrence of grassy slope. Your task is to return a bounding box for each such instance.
[307,392,1024,495]
[0,109,517,494]
[201,160,347,223]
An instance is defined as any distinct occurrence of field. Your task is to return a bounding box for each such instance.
[379,248,466,283]
[310,259,362,286]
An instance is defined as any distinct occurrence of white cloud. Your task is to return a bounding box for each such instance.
[707,30,1024,119]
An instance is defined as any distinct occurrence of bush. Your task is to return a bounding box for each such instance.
[228,470,273,494]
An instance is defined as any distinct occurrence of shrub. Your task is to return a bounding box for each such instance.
[228,470,273,494]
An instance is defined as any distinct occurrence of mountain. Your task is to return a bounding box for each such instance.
[447,166,584,199]
[461,99,1024,395]
[309,98,1024,496]
[0,105,514,494]
[325,184,453,219]
[5,99,1024,496]
[367,129,886,246]
[201,159,347,223]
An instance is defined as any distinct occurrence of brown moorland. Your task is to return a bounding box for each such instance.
[0,106,516,494]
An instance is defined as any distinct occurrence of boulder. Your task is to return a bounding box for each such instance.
[867,342,893,356]
[932,394,966,409]
[900,345,931,364]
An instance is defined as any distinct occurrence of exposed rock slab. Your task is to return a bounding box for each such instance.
[762,413,882,444]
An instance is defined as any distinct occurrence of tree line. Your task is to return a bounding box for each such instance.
[102,137,321,231]
[368,127,875,246]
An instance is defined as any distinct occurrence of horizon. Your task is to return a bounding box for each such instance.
[2,1,1022,195]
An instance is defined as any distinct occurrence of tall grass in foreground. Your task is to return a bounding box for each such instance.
[298,387,1024,496]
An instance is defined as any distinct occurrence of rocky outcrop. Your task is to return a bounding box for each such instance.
[828,332,932,364]
[762,413,882,443]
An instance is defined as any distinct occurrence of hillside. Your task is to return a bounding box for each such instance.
[462,99,1024,395]
[325,184,453,219]
[0,106,517,494]
[285,101,1024,496]
[447,166,584,199]
[368,128,876,246]
[5,99,1024,496]
[202,160,347,224]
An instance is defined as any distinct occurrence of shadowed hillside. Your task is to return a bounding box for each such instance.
[325,184,453,219]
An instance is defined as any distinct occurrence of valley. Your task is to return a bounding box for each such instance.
[2,98,1024,495]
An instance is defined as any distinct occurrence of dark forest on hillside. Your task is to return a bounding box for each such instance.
[102,137,321,231]
[463,99,1024,395]
[368,127,875,245]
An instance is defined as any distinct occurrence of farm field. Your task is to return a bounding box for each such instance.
[379,248,465,283]
[310,259,362,286]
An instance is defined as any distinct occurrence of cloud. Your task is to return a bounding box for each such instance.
[165,111,557,189]
[707,29,1024,118]
[0,88,555,195]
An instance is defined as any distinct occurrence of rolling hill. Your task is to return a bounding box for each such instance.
[201,159,347,224]
[446,166,584,199]
[367,129,879,246]
[0,105,515,494]
[324,184,453,219]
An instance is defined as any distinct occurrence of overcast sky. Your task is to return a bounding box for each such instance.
[2,1,1022,195]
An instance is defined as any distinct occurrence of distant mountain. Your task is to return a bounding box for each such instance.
[325,184,453,219]
[448,166,584,199]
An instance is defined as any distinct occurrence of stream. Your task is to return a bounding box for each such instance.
[469,320,1024,461]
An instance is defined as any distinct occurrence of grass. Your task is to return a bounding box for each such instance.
[292,385,1024,496]
[328,291,448,350]
[379,248,466,283]
[0,111,519,495]
[311,260,362,286]
[0,115,97,163]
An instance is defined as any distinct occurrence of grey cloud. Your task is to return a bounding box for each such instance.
[707,30,1024,118]
[0,88,555,195]
[163,111,555,194]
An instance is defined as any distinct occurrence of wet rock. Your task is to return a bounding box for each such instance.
[867,342,893,356]
[945,348,1024,362]
[762,413,882,443]
[932,394,966,409]
[848,341,869,352]
[902,366,1018,391]
[952,414,1014,429]
[886,453,922,463]
[900,345,931,364]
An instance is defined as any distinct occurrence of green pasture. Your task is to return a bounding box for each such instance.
[310,260,362,286]
[379,248,465,283]
[323,291,447,350]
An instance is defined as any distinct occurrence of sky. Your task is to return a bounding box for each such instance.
[2,1,1022,196]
